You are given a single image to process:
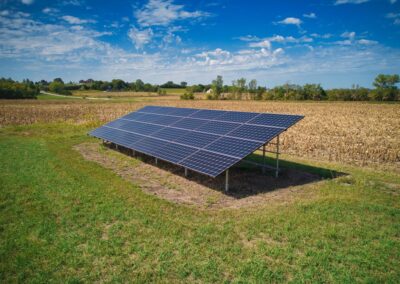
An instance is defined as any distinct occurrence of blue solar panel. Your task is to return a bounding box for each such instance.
[168,107,199,117]
[205,137,260,158]
[131,137,165,156]
[217,111,259,123]
[228,125,283,142]
[170,118,208,130]
[175,131,220,148]
[151,127,190,141]
[133,113,182,126]
[248,113,303,129]
[179,150,240,177]
[105,119,130,128]
[136,106,162,113]
[189,109,227,119]
[154,143,197,163]
[122,112,147,121]
[91,127,144,148]
[118,121,164,135]
[89,106,304,177]
[195,120,240,135]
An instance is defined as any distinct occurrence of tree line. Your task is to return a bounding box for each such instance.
[204,74,399,101]
[0,74,398,101]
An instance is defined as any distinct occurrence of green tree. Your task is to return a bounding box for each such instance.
[135,79,144,91]
[248,79,257,100]
[303,84,326,100]
[371,74,399,101]
[373,74,399,89]
[210,75,223,99]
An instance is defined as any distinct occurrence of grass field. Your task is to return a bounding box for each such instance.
[0,98,399,282]
[72,88,186,98]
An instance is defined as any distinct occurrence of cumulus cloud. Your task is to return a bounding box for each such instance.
[62,15,96,24]
[128,27,153,49]
[277,17,302,26]
[135,0,210,27]
[249,40,271,49]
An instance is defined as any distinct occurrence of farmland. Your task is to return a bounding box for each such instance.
[0,96,399,282]
[1,98,399,170]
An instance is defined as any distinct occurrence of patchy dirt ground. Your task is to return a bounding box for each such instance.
[74,142,327,209]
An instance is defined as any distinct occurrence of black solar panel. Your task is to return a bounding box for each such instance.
[89,106,304,177]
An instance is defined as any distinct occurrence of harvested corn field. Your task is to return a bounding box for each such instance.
[1,100,399,169]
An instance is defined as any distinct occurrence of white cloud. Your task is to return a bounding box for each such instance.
[135,0,210,27]
[358,39,378,45]
[239,35,313,45]
[341,31,356,39]
[21,0,34,5]
[389,0,397,3]
[0,10,10,16]
[249,40,271,49]
[235,35,260,42]
[303,13,316,19]
[0,7,398,87]
[277,17,302,26]
[267,35,313,43]
[310,33,332,39]
[335,32,378,45]
[334,0,369,5]
[192,47,284,70]
[43,8,59,14]
[61,15,96,24]
[128,27,153,49]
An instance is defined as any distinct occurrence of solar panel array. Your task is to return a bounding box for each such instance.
[89,106,304,177]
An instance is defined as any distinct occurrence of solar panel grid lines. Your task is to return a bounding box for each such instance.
[103,125,243,160]
[119,116,266,143]
[179,150,241,177]
[136,109,289,130]
[176,111,262,176]
[90,106,304,177]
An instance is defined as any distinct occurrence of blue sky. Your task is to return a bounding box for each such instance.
[0,0,399,88]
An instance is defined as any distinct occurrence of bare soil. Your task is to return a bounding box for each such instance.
[74,142,325,209]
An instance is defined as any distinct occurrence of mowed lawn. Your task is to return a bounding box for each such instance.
[0,123,399,282]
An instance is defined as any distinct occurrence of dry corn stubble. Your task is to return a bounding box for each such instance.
[1,99,399,169]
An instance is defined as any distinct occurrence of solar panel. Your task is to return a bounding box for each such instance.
[89,106,304,177]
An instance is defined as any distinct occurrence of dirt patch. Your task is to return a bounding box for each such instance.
[74,142,324,209]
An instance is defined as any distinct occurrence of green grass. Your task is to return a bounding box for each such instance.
[0,123,399,283]
[160,88,186,94]
[37,94,79,100]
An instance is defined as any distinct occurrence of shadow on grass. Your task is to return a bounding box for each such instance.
[107,143,346,199]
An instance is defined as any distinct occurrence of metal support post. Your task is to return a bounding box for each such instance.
[225,169,229,192]
[262,144,266,174]
[184,167,188,177]
[275,135,280,178]
[155,158,158,165]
